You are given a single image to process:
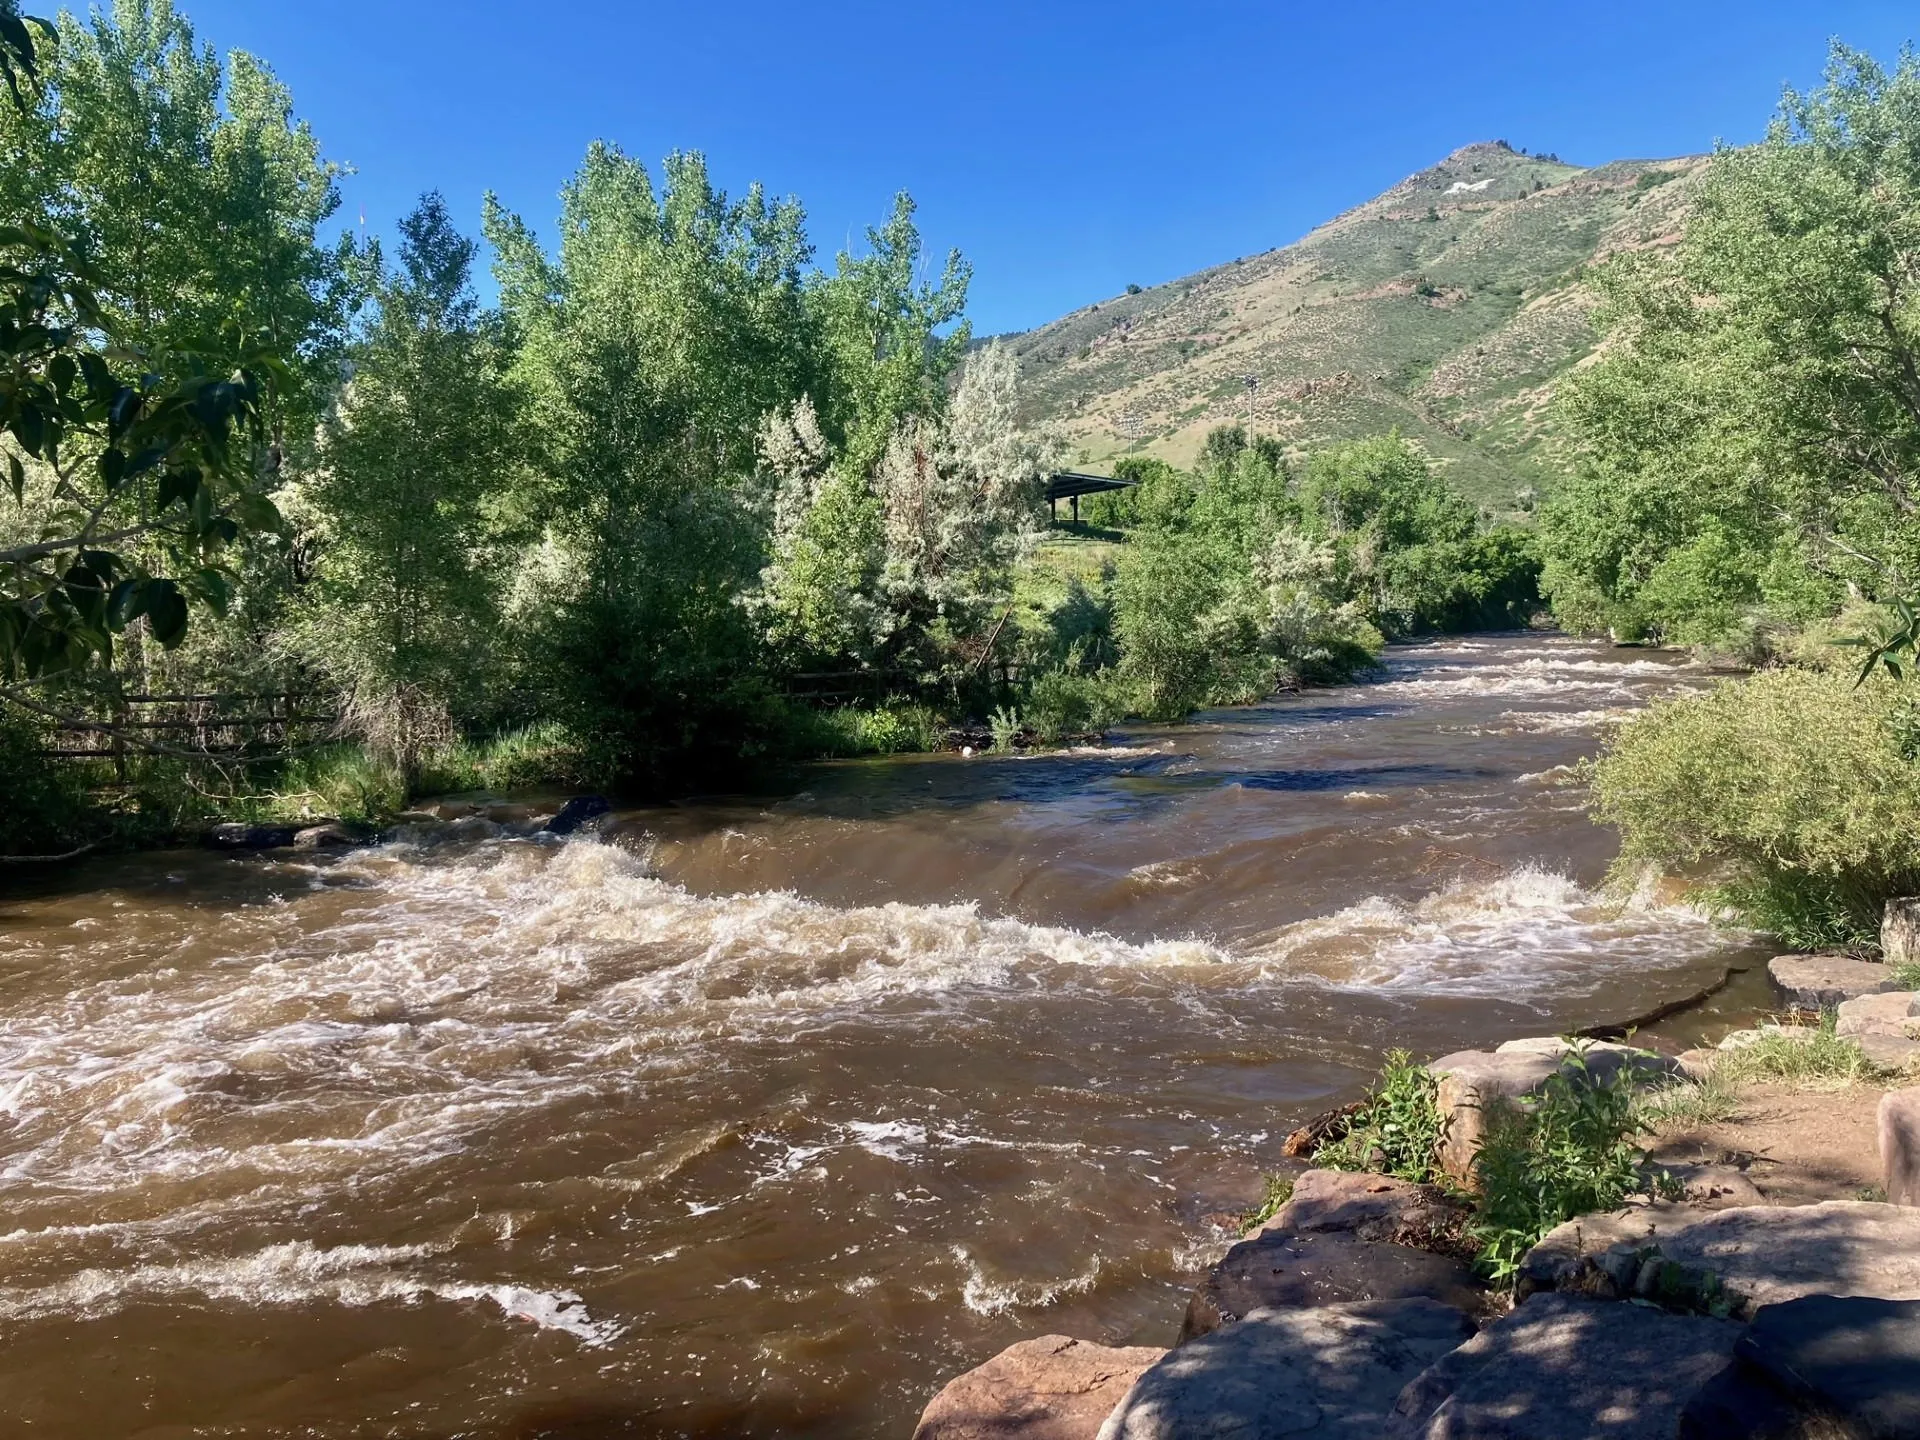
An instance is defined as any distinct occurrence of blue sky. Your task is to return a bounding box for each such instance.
[179,1,1915,336]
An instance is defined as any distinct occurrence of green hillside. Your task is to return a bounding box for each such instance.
[1006,141,1703,508]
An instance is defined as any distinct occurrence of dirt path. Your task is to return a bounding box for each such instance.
[1648,1081,1887,1206]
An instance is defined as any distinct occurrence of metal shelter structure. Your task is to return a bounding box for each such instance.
[1045,470,1137,524]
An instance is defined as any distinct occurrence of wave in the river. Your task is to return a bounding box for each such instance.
[1255,864,1735,997]
[0,1238,621,1343]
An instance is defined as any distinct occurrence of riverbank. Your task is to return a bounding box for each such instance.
[911,941,1920,1438]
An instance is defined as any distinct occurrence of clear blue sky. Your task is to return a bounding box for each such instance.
[177,0,1915,336]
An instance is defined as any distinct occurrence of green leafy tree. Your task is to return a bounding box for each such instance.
[1543,43,1920,647]
[484,145,818,782]
[291,193,515,782]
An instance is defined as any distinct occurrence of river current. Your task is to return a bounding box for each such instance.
[0,634,1769,1437]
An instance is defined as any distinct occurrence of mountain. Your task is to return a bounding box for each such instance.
[1006,141,1703,508]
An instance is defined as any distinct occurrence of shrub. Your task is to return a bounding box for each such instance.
[988,705,1023,752]
[0,712,95,856]
[1591,668,1920,950]
[1468,1050,1649,1283]
[1314,1049,1444,1182]
[799,703,945,759]
[1025,667,1127,743]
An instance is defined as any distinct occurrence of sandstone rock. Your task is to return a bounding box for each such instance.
[1676,1048,1719,1080]
[1517,1206,1691,1297]
[1682,1294,1920,1439]
[1181,1229,1484,1341]
[1767,953,1899,1010]
[1836,990,1920,1038]
[1099,1299,1472,1440]
[1520,1201,1920,1316]
[1882,1088,1920,1207]
[542,794,612,835]
[1884,897,1920,971]
[912,1335,1164,1440]
[1259,1168,1468,1244]
[1389,1292,1743,1440]
[1643,1161,1767,1209]
[292,822,355,849]
[1428,1044,1681,1185]
[1857,1033,1920,1069]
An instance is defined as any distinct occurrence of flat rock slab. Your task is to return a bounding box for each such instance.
[1683,1294,1920,1439]
[912,1335,1166,1440]
[1520,1201,1920,1315]
[1260,1168,1469,1245]
[1389,1292,1742,1439]
[1836,990,1920,1038]
[1768,954,1900,1010]
[1183,1229,1485,1340]
[1100,1298,1473,1440]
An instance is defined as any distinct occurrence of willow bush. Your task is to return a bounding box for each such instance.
[1591,668,1920,950]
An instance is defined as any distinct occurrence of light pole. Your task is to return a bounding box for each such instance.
[1241,373,1260,431]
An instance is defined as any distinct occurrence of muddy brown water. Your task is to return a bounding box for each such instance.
[0,635,1773,1438]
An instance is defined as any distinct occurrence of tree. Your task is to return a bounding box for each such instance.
[1542,43,1920,646]
[292,193,514,780]
[484,145,819,781]
[0,222,287,690]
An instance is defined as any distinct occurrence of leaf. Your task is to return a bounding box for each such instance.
[144,580,188,648]
[47,352,75,396]
[6,452,20,503]
[107,577,144,629]
[231,491,284,535]
[155,468,199,512]
[193,567,230,618]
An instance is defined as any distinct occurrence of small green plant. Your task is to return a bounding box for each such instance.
[1314,1049,1444,1182]
[1892,960,1920,990]
[1241,1172,1295,1231]
[1468,1050,1650,1285]
[988,705,1023,752]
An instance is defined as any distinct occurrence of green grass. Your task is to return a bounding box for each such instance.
[1713,1014,1879,1087]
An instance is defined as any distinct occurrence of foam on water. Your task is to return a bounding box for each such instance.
[0,1239,622,1344]
[1253,865,1740,1000]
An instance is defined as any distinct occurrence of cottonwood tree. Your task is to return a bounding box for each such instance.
[293,193,513,781]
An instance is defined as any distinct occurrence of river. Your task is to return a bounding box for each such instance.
[0,634,1770,1438]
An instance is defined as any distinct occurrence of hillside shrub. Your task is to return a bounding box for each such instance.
[1590,668,1920,950]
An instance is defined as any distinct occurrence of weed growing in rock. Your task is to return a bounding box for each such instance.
[1468,1050,1650,1284]
[1314,1049,1444,1182]
[1241,1173,1295,1232]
